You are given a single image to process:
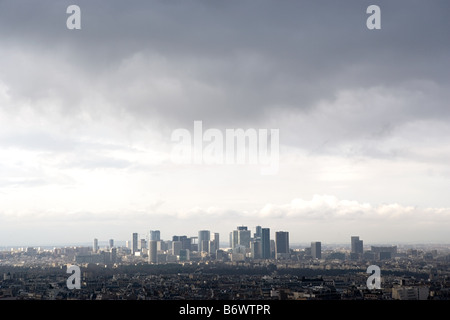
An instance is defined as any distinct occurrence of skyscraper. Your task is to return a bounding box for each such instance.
[238,229,251,248]
[201,240,209,254]
[211,232,219,253]
[148,240,157,263]
[261,228,270,259]
[150,230,161,241]
[198,230,210,253]
[190,236,198,252]
[110,247,117,264]
[93,238,98,253]
[351,236,363,254]
[172,241,182,256]
[173,235,191,250]
[251,240,262,259]
[311,241,322,259]
[231,226,251,249]
[139,238,147,250]
[231,230,239,249]
[351,236,363,260]
[254,226,262,240]
[132,232,138,255]
[270,240,275,257]
[275,231,289,259]
[109,239,114,249]
[179,249,190,261]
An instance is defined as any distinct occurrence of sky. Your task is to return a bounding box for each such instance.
[0,0,449,246]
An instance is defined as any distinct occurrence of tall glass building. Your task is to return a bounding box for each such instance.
[261,228,270,259]
[198,230,210,252]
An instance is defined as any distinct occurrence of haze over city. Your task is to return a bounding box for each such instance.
[0,1,449,246]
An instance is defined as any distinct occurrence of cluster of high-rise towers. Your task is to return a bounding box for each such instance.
[93,228,366,264]
[228,226,290,260]
[122,226,292,263]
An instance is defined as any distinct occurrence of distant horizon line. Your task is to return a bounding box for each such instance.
[2,240,449,250]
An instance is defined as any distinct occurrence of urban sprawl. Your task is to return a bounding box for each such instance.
[0,226,449,300]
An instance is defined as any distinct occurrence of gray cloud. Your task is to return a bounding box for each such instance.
[0,0,448,129]
[1,195,449,244]
[0,1,449,245]
[0,132,78,151]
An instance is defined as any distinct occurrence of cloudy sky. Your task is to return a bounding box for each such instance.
[0,0,449,246]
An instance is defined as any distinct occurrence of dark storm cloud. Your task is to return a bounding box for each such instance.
[0,0,449,129]
[2,1,450,246]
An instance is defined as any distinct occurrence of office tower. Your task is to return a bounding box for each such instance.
[156,240,167,251]
[212,233,220,252]
[275,231,289,259]
[254,226,262,240]
[208,240,215,255]
[231,230,239,249]
[251,240,262,259]
[371,246,397,255]
[173,235,191,250]
[182,237,191,251]
[109,239,114,249]
[270,240,275,258]
[93,238,98,253]
[150,230,161,241]
[179,249,190,261]
[208,233,219,255]
[350,236,363,261]
[216,249,226,261]
[190,237,198,252]
[261,228,270,259]
[148,240,157,263]
[102,251,111,264]
[172,235,188,243]
[139,239,147,250]
[311,241,322,259]
[351,236,363,254]
[231,226,250,249]
[132,233,138,255]
[110,247,117,263]
[201,240,209,254]
[371,246,397,260]
[172,241,182,256]
[238,229,251,248]
[198,230,210,253]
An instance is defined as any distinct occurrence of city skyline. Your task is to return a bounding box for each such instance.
[2,225,434,251]
[1,240,448,302]
[0,1,449,246]
[1,220,449,248]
